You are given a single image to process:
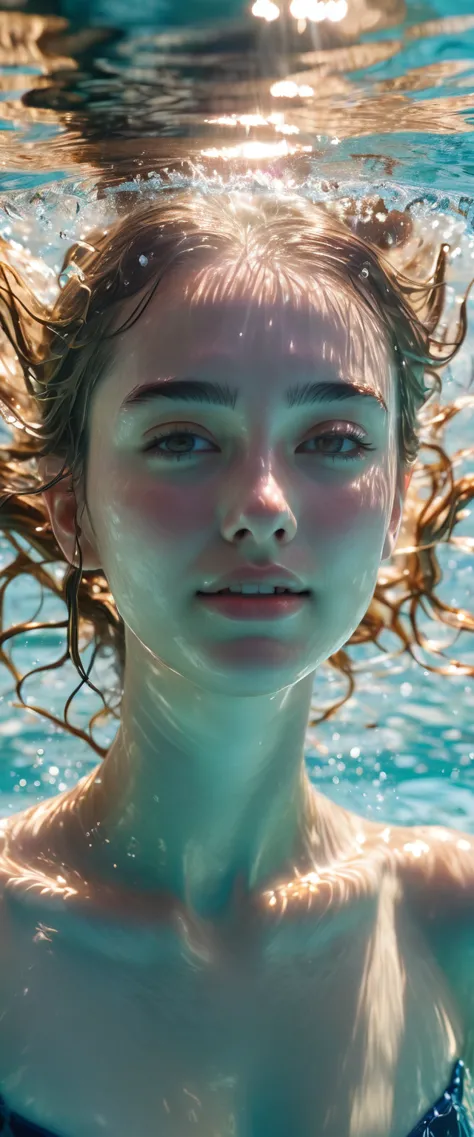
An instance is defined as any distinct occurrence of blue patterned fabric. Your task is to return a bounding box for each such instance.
[0,1060,472,1136]
[0,1096,60,1135]
[408,1061,474,1137]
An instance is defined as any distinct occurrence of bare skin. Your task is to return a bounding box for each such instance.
[0,268,472,1137]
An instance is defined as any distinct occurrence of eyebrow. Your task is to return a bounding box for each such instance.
[119,378,388,415]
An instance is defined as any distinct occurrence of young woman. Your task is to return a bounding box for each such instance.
[0,186,472,1137]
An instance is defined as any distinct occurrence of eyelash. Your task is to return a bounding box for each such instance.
[142,424,376,463]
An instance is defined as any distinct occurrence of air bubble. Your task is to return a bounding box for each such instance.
[58,262,85,289]
[139,254,149,267]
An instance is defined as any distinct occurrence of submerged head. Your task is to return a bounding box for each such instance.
[17,190,441,696]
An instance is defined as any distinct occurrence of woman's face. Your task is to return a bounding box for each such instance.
[79,268,404,695]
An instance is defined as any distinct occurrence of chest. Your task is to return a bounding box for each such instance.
[0,889,465,1137]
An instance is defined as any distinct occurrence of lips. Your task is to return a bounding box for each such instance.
[200,587,310,596]
[199,566,307,593]
[196,589,310,621]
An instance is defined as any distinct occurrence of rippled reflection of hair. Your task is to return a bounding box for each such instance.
[0,187,472,757]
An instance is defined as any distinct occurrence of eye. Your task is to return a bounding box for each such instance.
[141,423,376,464]
[297,425,377,462]
[142,427,217,462]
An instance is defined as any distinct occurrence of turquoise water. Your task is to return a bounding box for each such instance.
[0,0,473,829]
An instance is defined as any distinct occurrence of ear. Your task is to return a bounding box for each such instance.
[37,455,102,572]
[381,467,413,563]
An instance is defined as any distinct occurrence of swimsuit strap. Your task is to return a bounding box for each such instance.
[409,1060,473,1137]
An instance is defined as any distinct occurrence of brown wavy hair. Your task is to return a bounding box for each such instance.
[0,186,473,759]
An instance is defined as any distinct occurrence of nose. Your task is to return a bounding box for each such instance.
[221,471,297,546]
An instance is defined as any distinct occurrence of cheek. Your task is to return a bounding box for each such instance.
[308,488,360,534]
[107,463,215,540]
[304,468,389,540]
[91,461,210,633]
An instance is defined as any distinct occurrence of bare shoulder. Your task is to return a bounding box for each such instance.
[372,816,474,1058]
[0,815,21,981]
[384,818,474,920]
[0,811,32,918]
[358,814,474,931]
[0,816,13,903]
[0,806,70,930]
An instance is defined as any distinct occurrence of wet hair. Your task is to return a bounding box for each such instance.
[0,186,472,758]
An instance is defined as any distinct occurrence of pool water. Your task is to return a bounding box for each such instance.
[0,0,473,831]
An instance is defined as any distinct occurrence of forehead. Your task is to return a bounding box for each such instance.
[99,269,396,413]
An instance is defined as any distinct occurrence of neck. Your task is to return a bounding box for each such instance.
[67,631,322,917]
